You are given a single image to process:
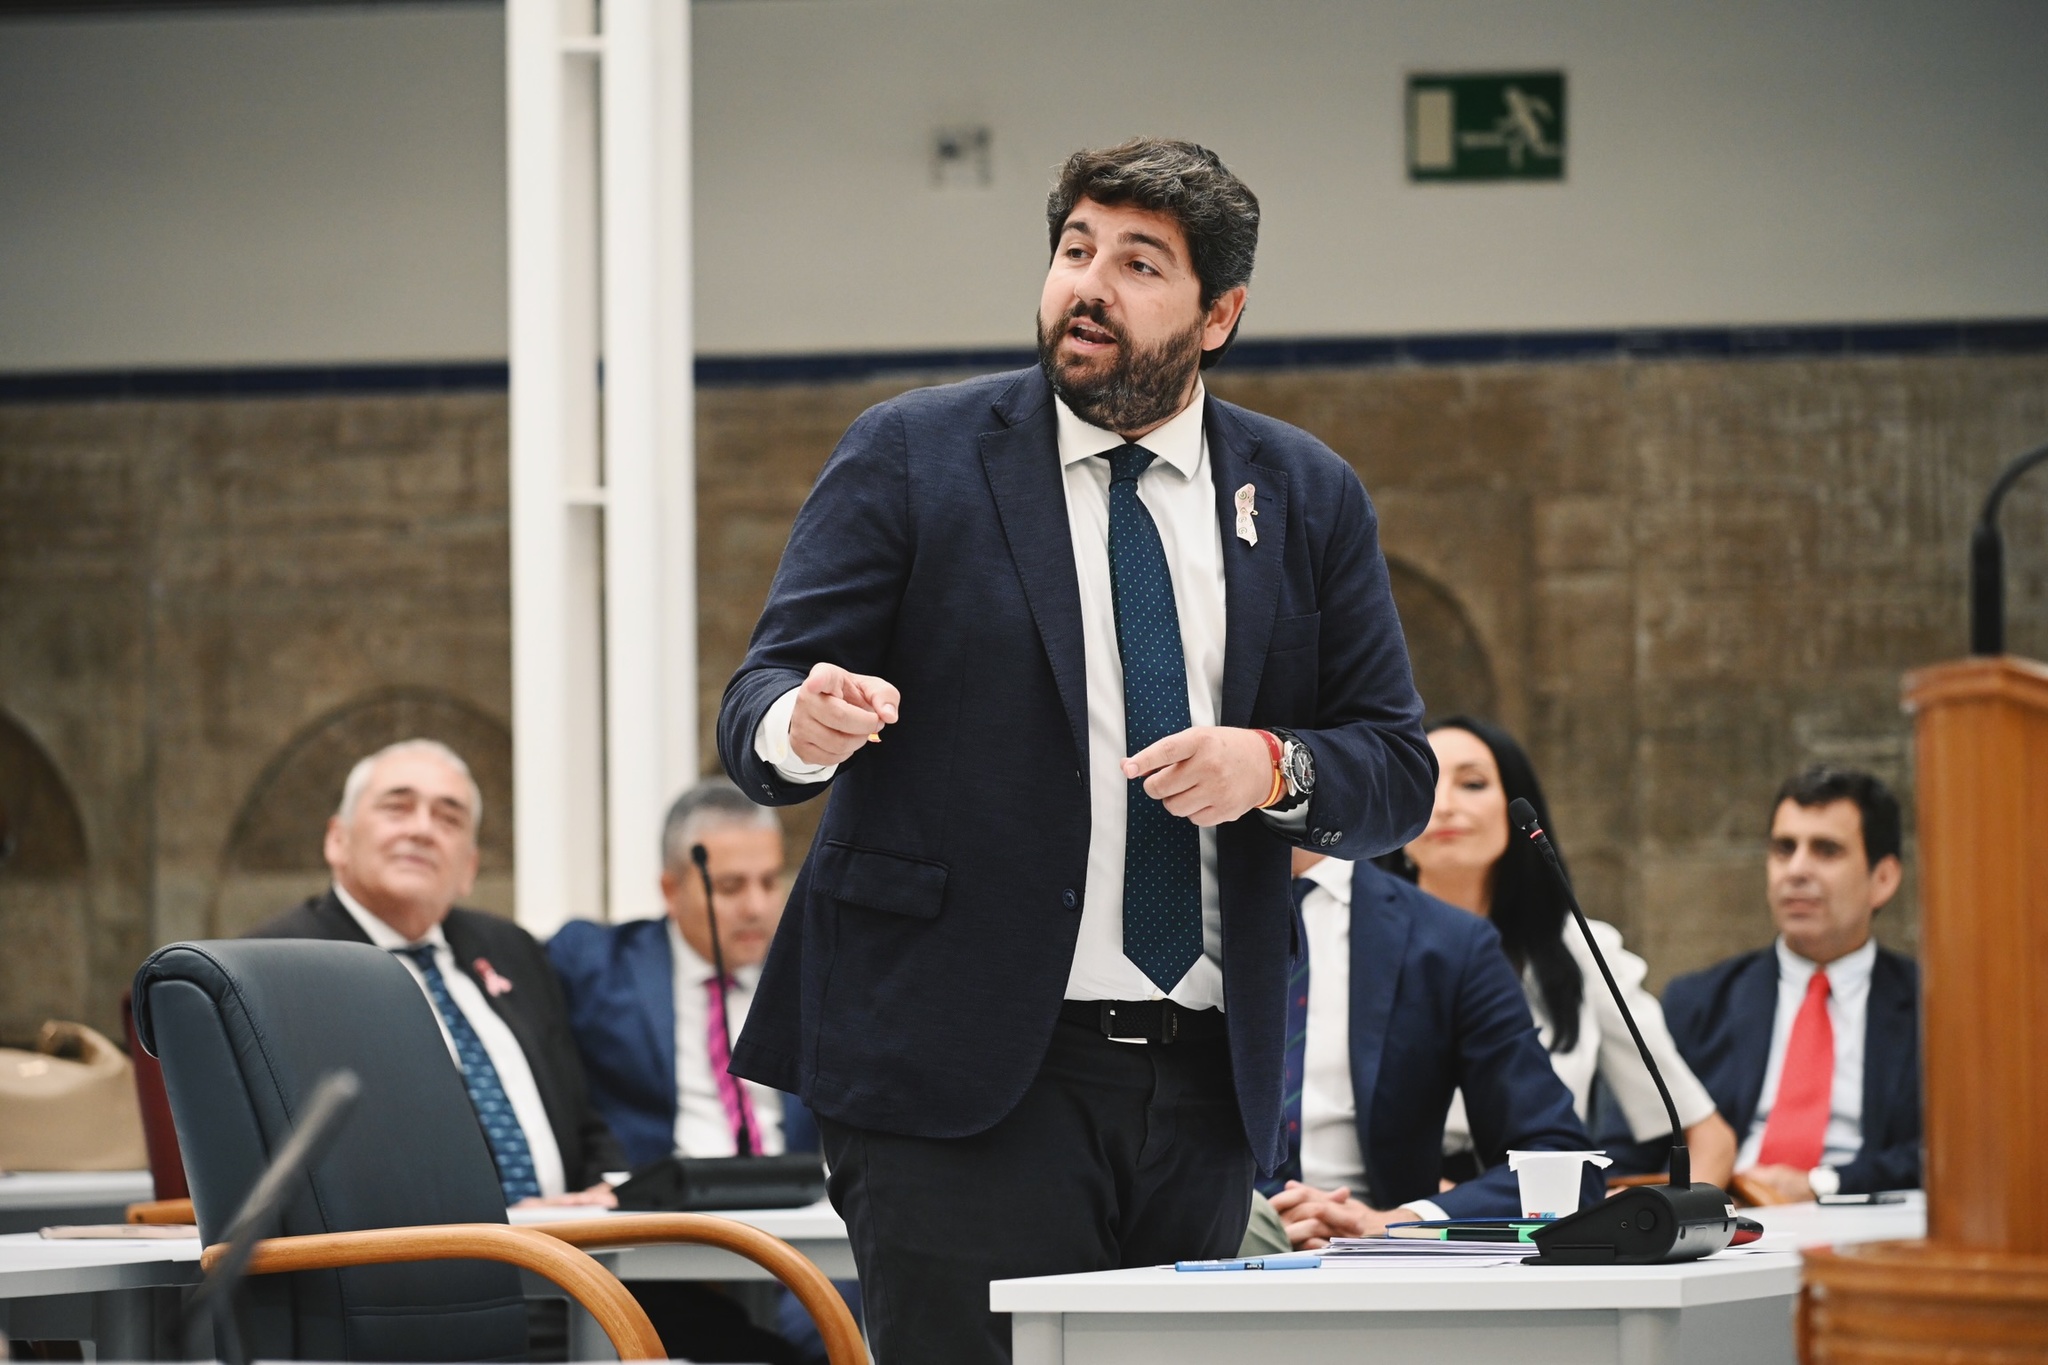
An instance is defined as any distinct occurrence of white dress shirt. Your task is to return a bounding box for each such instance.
[1734,935,1874,1193]
[334,885,567,1197]
[1294,857,1448,1221]
[668,920,786,1158]
[756,381,1303,1009]
[1444,918,1716,1155]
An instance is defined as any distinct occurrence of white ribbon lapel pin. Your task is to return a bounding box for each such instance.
[1234,483,1258,546]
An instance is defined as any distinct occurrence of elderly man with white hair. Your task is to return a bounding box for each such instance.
[249,740,820,1363]
[247,738,623,1207]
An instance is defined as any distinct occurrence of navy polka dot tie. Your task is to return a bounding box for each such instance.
[1102,444,1203,993]
[398,944,542,1203]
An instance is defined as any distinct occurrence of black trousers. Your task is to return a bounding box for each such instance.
[820,1013,1254,1365]
[627,1282,806,1365]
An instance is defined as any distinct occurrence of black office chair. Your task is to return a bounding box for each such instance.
[135,939,868,1364]
[133,938,658,1361]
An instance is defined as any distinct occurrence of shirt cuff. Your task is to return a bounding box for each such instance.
[1401,1199,1449,1224]
[1807,1165,1841,1199]
[1258,803,1310,833]
[755,686,838,784]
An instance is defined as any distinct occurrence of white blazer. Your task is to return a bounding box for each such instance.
[1446,918,1717,1150]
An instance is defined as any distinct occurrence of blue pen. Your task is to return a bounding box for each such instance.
[1174,1251,1322,1272]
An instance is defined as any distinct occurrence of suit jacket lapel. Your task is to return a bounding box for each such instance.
[632,924,680,1115]
[1861,952,1914,1141]
[1347,871,1412,1162]
[442,913,543,1067]
[981,373,1089,769]
[314,890,375,944]
[1207,402,1286,728]
[1728,951,1780,1133]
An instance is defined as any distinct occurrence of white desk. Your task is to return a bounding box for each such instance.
[514,1202,856,1362]
[0,1171,156,1235]
[0,1201,851,1359]
[512,1198,855,1279]
[0,1231,202,1357]
[991,1197,1925,1365]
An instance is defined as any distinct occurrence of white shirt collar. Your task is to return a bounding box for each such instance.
[1299,854,1354,907]
[1774,933,1877,989]
[1053,378,1207,478]
[332,881,449,952]
[666,916,761,989]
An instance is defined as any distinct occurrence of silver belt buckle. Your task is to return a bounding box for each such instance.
[1100,1000,1169,1044]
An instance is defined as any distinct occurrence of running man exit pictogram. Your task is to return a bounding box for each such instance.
[1408,72,1567,182]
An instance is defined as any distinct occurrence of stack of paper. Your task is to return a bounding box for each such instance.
[1320,1238,1528,1267]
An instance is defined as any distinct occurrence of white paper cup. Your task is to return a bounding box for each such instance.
[1507,1150,1612,1219]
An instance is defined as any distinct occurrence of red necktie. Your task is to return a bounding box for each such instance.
[705,976,760,1156]
[1757,970,1833,1169]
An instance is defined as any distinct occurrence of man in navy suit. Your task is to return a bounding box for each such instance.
[718,138,1434,1361]
[1259,854,1598,1248]
[549,781,816,1169]
[550,780,839,1365]
[1664,766,1921,1201]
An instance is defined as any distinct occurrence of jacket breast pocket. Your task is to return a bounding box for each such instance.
[813,841,949,920]
[1267,611,1320,654]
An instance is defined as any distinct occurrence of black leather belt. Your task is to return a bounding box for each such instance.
[1059,998,1227,1044]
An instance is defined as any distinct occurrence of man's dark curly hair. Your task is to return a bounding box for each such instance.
[1771,764,1903,868]
[1045,137,1260,369]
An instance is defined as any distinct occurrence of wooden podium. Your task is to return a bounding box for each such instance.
[1800,656,2048,1361]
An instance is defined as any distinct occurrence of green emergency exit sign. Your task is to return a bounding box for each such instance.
[1407,72,1566,182]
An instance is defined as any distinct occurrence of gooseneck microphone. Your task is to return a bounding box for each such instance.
[1968,440,2048,656]
[1507,799,1736,1265]
[691,842,756,1158]
[597,850,827,1211]
[183,1068,362,1364]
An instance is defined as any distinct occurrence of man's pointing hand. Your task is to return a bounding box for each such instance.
[1121,726,1275,827]
[790,662,901,767]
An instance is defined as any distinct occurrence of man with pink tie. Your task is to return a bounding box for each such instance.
[1663,766,1922,1201]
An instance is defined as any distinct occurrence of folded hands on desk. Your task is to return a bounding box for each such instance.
[1269,1182,1424,1250]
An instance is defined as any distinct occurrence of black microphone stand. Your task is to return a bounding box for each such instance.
[692,842,756,1158]
[1507,799,1736,1264]
[181,1068,361,1364]
[606,850,827,1211]
[1969,441,2048,656]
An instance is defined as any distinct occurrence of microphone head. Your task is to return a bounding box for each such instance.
[690,843,710,870]
[1508,797,1543,839]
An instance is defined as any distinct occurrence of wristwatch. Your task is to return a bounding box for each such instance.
[1266,728,1315,813]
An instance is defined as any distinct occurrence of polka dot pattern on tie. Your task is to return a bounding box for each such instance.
[1101,444,1203,993]
[398,943,541,1203]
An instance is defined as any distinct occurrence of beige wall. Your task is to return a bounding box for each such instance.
[0,394,514,1037]
[698,355,2048,985]
[4,1,2047,371]
[12,346,2038,1038]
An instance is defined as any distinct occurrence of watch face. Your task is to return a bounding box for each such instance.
[1284,743,1313,792]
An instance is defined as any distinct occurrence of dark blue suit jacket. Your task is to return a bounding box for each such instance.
[1663,945,1921,1194]
[547,917,819,1171]
[717,367,1435,1171]
[1342,864,1600,1218]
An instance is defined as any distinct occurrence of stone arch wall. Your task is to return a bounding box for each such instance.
[211,688,515,937]
[0,709,92,1039]
[1384,558,1500,724]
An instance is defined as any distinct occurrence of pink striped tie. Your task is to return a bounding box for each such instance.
[705,975,760,1155]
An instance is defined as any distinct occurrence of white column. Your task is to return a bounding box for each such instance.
[508,0,693,933]
[601,0,696,925]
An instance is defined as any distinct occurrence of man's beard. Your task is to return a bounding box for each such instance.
[1036,302,1206,435]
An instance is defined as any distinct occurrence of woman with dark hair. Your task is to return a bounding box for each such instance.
[1387,717,1736,1187]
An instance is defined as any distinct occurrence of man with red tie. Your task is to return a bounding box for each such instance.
[1664,766,1922,1201]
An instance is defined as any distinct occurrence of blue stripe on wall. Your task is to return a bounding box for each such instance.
[4,318,2045,403]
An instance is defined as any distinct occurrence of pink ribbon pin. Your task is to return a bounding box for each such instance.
[474,957,514,997]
